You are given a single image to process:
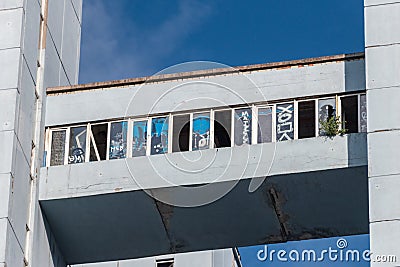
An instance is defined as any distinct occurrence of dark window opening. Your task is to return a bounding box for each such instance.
[172,115,190,152]
[156,259,174,267]
[214,110,231,148]
[341,95,358,133]
[89,124,108,161]
[298,101,316,139]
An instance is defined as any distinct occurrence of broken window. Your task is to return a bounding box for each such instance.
[109,121,128,159]
[359,94,367,133]
[156,259,174,267]
[151,117,169,155]
[89,123,108,161]
[257,107,273,143]
[298,100,316,139]
[276,103,294,141]
[318,98,336,136]
[68,126,87,164]
[132,120,148,157]
[192,112,210,150]
[50,130,66,166]
[172,114,190,152]
[234,108,252,145]
[341,95,358,133]
[214,110,232,148]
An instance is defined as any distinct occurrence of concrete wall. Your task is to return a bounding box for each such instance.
[40,133,367,200]
[0,0,81,266]
[365,0,400,266]
[45,57,365,126]
[73,249,237,267]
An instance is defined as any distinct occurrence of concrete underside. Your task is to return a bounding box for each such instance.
[40,166,369,265]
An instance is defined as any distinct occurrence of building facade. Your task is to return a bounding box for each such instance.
[0,0,399,266]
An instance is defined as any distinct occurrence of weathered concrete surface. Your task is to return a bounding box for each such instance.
[45,55,365,127]
[40,165,369,264]
[40,134,367,200]
[365,0,400,266]
[39,133,368,264]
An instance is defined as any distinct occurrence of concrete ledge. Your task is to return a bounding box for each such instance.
[39,133,367,201]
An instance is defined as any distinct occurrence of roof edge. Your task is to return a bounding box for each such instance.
[47,52,364,95]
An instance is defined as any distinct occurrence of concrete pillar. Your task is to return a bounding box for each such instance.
[0,0,82,266]
[365,0,400,266]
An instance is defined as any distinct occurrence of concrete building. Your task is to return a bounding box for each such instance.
[0,0,399,267]
[0,0,82,266]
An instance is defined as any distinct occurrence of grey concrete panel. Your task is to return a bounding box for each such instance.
[0,48,20,90]
[0,89,18,132]
[0,218,24,267]
[366,45,400,89]
[59,68,70,87]
[47,0,65,53]
[367,86,400,132]
[21,0,40,83]
[31,205,67,267]
[8,138,30,250]
[70,0,82,23]
[118,258,154,267]
[45,60,366,126]
[369,174,400,222]
[16,59,36,162]
[344,59,366,91]
[0,219,6,262]
[43,32,61,89]
[175,251,211,267]
[365,3,400,47]
[368,130,400,177]
[60,0,80,84]
[39,134,367,200]
[370,220,400,267]
[365,0,400,6]
[0,174,11,219]
[0,0,23,10]
[0,130,15,175]
[40,166,368,264]
[0,8,23,50]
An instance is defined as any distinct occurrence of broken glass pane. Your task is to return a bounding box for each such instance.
[109,121,128,159]
[192,113,210,150]
[68,126,87,164]
[318,98,336,136]
[258,107,272,143]
[132,120,148,157]
[234,108,252,146]
[151,117,169,155]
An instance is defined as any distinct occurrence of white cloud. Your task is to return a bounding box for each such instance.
[79,0,213,83]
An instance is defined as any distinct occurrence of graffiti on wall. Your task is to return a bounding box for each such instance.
[234,108,252,146]
[109,121,128,159]
[276,103,294,141]
[132,120,148,157]
[192,113,210,150]
[151,117,169,154]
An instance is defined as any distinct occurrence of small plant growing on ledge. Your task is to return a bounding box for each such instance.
[319,116,348,137]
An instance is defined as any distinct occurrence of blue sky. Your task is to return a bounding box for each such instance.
[79,0,365,84]
[78,1,368,266]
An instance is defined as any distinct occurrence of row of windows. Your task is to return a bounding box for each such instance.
[45,93,367,167]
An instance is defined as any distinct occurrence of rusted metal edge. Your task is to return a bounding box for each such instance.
[47,52,364,95]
